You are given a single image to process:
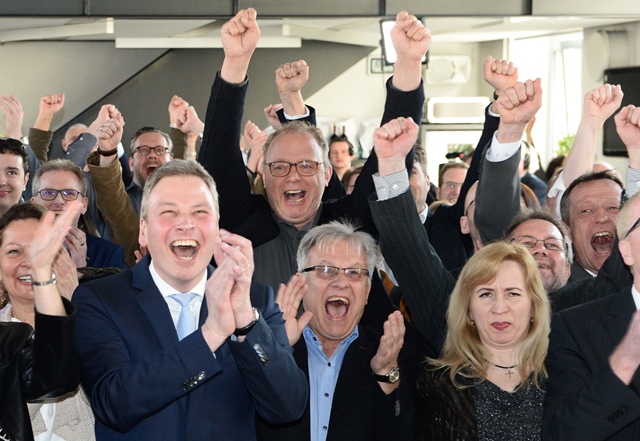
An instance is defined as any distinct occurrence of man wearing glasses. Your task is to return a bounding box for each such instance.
[31,159,125,270]
[120,127,172,217]
[257,220,411,441]
[505,209,572,294]
[544,189,640,440]
[85,124,172,266]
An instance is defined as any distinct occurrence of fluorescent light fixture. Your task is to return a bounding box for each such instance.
[379,18,428,65]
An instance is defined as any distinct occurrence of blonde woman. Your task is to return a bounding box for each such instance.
[415,242,551,440]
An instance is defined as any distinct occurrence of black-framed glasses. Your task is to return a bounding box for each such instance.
[626,217,640,238]
[510,235,566,252]
[36,189,82,201]
[133,145,169,156]
[267,161,320,177]
[302,265,369,282]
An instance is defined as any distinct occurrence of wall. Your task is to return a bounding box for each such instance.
[0,41,165,135]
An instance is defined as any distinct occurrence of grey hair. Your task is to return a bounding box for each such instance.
[140,159,219,220]
[262,120,330,168]
[296,220,380,283]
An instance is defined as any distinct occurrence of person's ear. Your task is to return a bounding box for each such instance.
[460,215,470,234]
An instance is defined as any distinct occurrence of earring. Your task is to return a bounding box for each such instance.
[469,319,475,326]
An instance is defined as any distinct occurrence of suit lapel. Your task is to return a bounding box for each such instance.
[605,287,635,346]
[329,330,374,419]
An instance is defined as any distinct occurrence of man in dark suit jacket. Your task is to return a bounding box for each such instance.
[257,215,412,440]
[73,102,307,440]
[544,188,640,440]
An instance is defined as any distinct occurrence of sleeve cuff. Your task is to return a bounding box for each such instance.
[283,106,311,120]
[485,132,521,162]
[373,171,410,201]
[626,166,640,198]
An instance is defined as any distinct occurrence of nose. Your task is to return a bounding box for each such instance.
[594,206,610,223]
[530,240,547,256]
[286,166,302,181]
[175,212,195,230]
[331,270,351,288]
[491,294,508,314]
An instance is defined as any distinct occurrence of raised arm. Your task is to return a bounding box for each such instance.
[564,84,623,185]
[371,116,452,352]
[86,109,140,268]
[29,93,65,163]
[474,79,542,245]
[199,8,278,245]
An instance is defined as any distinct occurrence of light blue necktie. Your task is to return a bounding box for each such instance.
[170,293,198,340]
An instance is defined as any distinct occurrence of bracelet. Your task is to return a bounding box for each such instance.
[32,273,56,287]
[169,123,179,129]
[97,146,118,157]
[185,151,196,157]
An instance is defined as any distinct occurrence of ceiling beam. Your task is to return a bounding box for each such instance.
[283,23,379,47]
[115,36,301,49]
[0,18,113,43]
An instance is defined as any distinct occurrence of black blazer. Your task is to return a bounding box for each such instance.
[544,287,640,440]
[0,300,79,441]
[256,325,413,441]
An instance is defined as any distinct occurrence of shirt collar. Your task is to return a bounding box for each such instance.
[632,284,640,310]
[149,259,206,298]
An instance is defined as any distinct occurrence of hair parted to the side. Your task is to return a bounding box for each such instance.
[429,241,550,391]
[296,220,380,284]
[560,170,623,224]
[140,159,219,220]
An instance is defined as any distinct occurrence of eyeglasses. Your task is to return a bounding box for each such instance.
[301,265,369,282]
[510,235,566,252]
[626,217,640,238]
[133,145,169,156]
[36,189,82,201]
[267,161,320,177]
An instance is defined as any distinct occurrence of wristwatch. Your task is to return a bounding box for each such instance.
[233,307,259,336]
[373,367,400,384]
[97,146,118,156]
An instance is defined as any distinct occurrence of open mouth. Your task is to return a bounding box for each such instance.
[325,296,349,319]
[146,164,159,175]
[591,231,614,254]
[535,260,551,270]
[18,275,32,284]
[285,190,306,203]
[171,239,198,261]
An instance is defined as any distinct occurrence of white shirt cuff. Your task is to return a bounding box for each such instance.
[485,132,521,163]
[373,171,410,201]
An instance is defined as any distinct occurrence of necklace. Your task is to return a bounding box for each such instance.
[485,359,517,381]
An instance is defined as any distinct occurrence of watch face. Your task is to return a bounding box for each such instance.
[388,368,400,383]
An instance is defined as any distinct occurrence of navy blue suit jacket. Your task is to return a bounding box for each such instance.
[85,233,126,269]
[73,255,307,440]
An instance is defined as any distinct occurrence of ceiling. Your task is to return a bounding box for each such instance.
[0,15,638,48]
